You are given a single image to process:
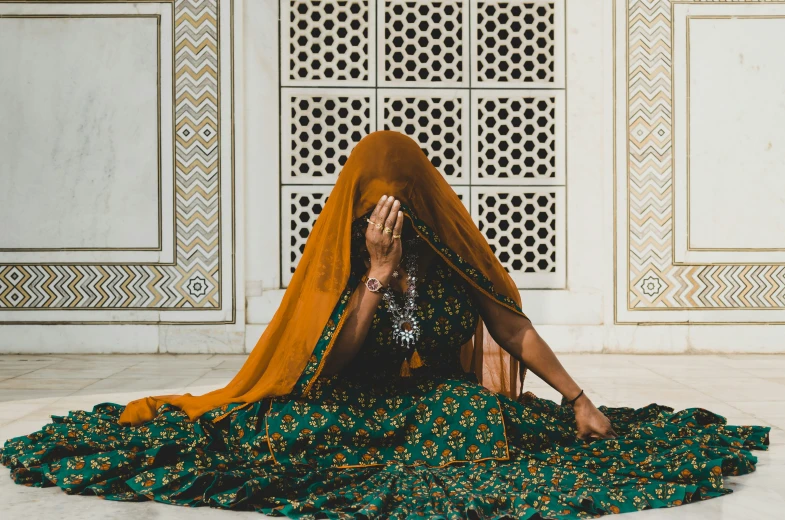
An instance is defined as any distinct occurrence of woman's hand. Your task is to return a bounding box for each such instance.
[572,394,617,441]
[366,195,404,286]
[322,195,403,377]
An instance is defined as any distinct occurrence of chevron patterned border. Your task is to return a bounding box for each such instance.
[625,0,785,310]
[0,0,225,310]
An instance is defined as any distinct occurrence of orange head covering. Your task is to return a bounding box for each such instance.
[119,130,528,426]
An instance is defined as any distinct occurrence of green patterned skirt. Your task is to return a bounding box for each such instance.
[1,383,770,519]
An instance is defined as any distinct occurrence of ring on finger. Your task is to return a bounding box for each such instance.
[366,217,376,225]
[392,233,401,239]
[383,227,393,235]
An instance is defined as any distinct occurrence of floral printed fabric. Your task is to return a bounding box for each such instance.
[267,376,511,468]
[0,395,770,519]
[0,255,772,518]
[266,256,510,470]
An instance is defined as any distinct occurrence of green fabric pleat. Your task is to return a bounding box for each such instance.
[1,397,770,519]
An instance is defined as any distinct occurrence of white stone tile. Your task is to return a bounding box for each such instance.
[0,419,56,443]
[739,368,785,378]
[72,377,200,396]
[717,413,772,429]
[215,357,250,370]
[15,367,127,380]
[716,355,785,369]
[586,384,716,409]
[759,417,785,432]
[0,390,75,405]
[208,354,248,364]
[576,370,675,386]
[645,364,749,380]
[0,359,58,371]
[727,401,785,418]
[185,376,232,387]
[0,402,56,425]
[56,354,151,364]
[247,296,283,325]
[558,354,640,370]
[680,378,785,403]
[629,354,731,368]
[182,382,231,395]
[0,378,99,391]
[205,368,243,378]
[111,366,213,378]
[0,14,162,252]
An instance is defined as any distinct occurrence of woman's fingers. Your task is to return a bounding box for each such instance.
[393,209,404,237]
[375,196,395,236]
[383,199,400,238]
[367,195,388,233]
[590,426,616,440]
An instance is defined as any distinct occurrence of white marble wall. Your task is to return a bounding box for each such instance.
[0,16,161,251]
[0,0,239,344]
[3,0,785,353]
[611,0,785,346]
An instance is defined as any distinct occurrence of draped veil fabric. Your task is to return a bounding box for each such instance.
[119,130,528,426]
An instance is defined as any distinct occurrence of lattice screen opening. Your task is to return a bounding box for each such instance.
[473,92,563,183]
[282,187,331,286]
[472,187,565,288]
[381,91,468,182]
[476,1,557,84]
[282,187,565,289]
[383,0,465,84]
[284,91,374,182]
[287,0,371,82]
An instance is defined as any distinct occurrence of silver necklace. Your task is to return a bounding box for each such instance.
[382,237,421,350]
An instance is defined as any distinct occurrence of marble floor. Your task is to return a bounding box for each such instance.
[0,353,782,519]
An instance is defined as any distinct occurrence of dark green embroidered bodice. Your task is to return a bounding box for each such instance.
[341,253,480,384]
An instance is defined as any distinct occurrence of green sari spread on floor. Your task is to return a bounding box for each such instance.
[0,214,771,519]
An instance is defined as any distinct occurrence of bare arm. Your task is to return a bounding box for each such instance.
[321,195,403,376]
[319,276,385,376]
[469,289,581,400]
[470,287,617,439]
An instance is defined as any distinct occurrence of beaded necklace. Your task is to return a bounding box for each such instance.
[382,236,425,377]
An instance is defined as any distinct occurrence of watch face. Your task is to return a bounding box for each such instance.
[366,278,382,292]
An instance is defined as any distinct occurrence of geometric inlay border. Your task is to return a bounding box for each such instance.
[0,0,233,315]
[621,0,785,314]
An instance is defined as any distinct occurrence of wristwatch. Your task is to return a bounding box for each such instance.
[363,274,385,293]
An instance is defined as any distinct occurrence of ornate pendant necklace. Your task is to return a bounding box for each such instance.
[381,236,425,376]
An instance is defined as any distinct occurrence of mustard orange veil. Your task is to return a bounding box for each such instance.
[119,130,528,426]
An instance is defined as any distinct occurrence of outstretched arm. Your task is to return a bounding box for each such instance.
[470,287,617,440]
